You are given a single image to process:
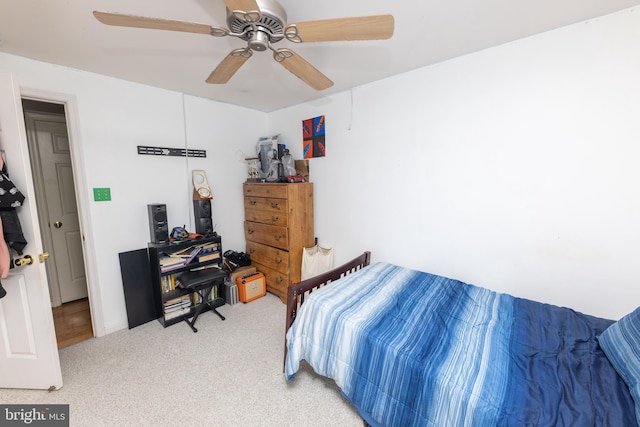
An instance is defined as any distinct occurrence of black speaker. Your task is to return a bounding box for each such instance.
[147,204,169,244]
[193,199,213,235]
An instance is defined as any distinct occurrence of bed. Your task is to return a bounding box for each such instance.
[284,252,640,426]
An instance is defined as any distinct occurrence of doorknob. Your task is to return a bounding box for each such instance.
[53,221,62,228]
[14,255,34,267]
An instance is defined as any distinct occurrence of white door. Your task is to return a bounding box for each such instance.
[25,112,87,305]
[0,73,62,390]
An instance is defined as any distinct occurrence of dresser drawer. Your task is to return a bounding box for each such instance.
[244,183,287,199]
[252,261,290,302]
[246,241,289,274]
[244,221,289,250]
[244,196,288,214]
[244,206,288,227]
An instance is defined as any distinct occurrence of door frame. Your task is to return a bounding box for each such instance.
[20,87,104,338]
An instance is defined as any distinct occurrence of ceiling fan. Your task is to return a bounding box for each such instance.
[93,0,394,91]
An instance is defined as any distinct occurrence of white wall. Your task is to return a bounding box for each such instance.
[268,7,640,321]
[1,6,638,335]
[0,53,264,333]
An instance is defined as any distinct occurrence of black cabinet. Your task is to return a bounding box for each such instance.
[147,235,225,328]
[119,248,160,329]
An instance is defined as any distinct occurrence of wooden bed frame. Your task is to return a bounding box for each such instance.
[284,251,371,363]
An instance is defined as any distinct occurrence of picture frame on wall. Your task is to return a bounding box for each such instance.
[303,115,325,158]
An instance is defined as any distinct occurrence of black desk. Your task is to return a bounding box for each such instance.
[177,269,227,333]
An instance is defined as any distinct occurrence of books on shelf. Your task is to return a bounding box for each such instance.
[159,241,220,273]
[189,284,220,306]
[159,256,183,267]
[163,295,191,320]
[159,246,202,272]
[197,252,220,263]
[164,307,190,320]
[160,275,177,293]
[200,242,220,252]
[174,245,203,260]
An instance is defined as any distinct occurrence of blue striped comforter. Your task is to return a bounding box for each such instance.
[285,262,636,426]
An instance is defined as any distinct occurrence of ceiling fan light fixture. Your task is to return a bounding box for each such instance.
[248,29,270,51]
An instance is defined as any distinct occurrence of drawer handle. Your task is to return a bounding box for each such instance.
[249,249,255,254]
[247,229,254,235]
[271,202,279,209]
[275,277,283,284]
[271,216,279,222]
[275,257,282,264]
[250,200,257,206]
[274,235,282,241]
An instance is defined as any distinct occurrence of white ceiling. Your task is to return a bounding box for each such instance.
[1,0,639,112]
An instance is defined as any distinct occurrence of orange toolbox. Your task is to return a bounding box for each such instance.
[236,272,266,303]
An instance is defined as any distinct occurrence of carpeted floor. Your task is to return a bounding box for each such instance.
[0,293,363,426]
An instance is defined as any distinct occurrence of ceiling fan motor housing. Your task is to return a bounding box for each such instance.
[227,0,287,50]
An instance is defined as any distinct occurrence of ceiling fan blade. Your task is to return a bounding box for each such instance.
[223,0,260,12]
[285,15,394,43]
[206,49,253,84]
[273,49,333,91]
[93,11,226,36]
[223,0,262,22]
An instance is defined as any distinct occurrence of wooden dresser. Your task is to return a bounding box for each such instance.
[243,182,314,303]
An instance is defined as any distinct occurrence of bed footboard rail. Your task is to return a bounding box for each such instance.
[284,251,371,368]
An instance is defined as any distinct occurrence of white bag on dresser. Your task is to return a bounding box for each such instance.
[301,245,334,280]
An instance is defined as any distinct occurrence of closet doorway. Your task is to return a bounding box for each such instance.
[22,99,93,348]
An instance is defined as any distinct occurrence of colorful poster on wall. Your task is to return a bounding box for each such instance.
[302,115,325,158]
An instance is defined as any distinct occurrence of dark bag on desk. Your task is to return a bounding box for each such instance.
[224,250,251,269]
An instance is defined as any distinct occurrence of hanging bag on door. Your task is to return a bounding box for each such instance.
[0,159,27,256]
[301,245,334,281]
[0,163,25,209]
[0,210,27,255]
[0,215,9,297]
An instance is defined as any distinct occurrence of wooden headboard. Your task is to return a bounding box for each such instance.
[284,251,371,366]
